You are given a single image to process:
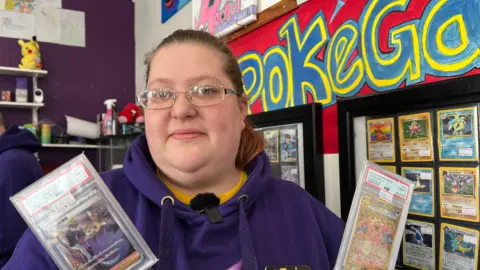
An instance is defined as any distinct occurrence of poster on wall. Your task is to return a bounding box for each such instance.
[0,9,34,39]
[162,0,190,23]
[3,0,61,13]
[192,0,257,37]
[34,7,85,47]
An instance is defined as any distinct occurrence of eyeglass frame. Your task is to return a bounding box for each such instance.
[136,85,242,110]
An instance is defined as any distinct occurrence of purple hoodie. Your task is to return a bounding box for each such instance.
[0,126,43,267]
[3,135,344,270]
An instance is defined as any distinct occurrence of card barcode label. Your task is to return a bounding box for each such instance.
[463,234,477,245]
[421,226,433,235]
[419,150,430,157]
[462,207,476,216]
[379,189,393,203]
[420,172,432,180]
[459,148,473,157]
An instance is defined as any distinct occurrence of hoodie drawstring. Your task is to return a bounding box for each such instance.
[159,196,175,269]
[238,195,258,270]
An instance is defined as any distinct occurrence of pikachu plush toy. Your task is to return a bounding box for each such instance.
[18,36,42,70]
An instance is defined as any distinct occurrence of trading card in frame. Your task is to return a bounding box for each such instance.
[439,167,480,222]
[281,165,299,185]
[402,219,435,270]
[437,106,479,161]
[263,129,279,163]
[401,167,434,217]
[439,223,479,270]
[367,117,396,162]
[280,128,297,162]
[398,112,434,162]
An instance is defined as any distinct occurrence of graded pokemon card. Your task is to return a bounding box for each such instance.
[398,112,434,162]
[439,223,479,270]
[334,161,414,270]
[437,106,478,161]
[439,167,479,222]
[10,154,158,270]
[367,117,396,162]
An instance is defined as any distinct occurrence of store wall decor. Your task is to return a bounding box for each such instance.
[229,0,480,154]
[193,0,257,37]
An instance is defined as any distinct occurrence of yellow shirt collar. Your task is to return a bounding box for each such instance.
[157,170,248,205]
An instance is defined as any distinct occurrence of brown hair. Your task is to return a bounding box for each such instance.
[144,29,264,169]
[0,112,4,128]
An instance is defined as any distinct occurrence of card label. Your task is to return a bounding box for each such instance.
[366,169,409,199]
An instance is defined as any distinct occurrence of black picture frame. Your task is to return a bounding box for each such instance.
[247,103,325,204]
[338,74,480,270]
[338,74,480,221]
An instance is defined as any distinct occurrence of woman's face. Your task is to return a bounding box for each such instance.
[145,42,247,185]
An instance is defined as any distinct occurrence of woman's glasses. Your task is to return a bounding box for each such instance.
[137,85,240,110]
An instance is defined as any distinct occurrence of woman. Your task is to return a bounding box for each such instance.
[4,29,344,270]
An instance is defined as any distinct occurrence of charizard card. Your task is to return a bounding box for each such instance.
[399,112,433,162]
[439,167,480,222]
[402,219,435,270]
[401,167,434,217]
[343,194,402,269]
[367,117,396,162]
[440,223,479,270]
[438,107,478,161]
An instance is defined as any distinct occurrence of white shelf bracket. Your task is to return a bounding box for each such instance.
[32,107,39,126]
[32,73,38,90]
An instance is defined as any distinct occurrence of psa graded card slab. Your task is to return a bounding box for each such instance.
[10,154,158,270]
[437,106,478,161]
[263,129,279,163]
[440,223,479,270]
[402,219,435,270]
[367,117,396,162]
[334,161,414,270]
[401,167,434,217]
[399,112,434,162]
[439,167,479,222]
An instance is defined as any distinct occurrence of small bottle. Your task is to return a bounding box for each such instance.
[103,99,117,136]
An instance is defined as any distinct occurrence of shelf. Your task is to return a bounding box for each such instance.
[0,101,44,108]
[0,66,47,78]
[42,143,124,149]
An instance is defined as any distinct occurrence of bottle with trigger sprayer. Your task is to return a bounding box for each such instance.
[103,99,117,136]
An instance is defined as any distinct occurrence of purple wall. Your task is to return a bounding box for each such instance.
[0,0,135,169]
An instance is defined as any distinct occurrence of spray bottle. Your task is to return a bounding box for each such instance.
[103,99,117,136]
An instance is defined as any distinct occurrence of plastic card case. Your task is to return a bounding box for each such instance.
[10,153,158,270]
[335,161,414,270]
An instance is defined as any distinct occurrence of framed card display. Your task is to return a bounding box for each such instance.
[439,167,479,222]
[248,103,325,203]
[255,123,304,187]
[402,219,435,270]
[398,112,434,162]
[437,106,479,162]
[439,223,479,270]
[338,74,480,269]
[367,117,396,163]
[401,167,434,217]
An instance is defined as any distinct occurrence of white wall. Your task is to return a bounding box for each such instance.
[132,0,347,217]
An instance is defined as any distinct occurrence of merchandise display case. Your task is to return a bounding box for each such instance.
[247,103,325,203]
[338,74,480,269]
